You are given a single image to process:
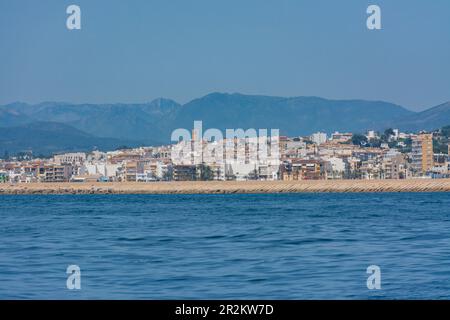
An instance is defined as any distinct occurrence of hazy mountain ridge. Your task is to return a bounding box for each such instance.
[0,122,146,156]
[0,93,449,155]
[393,102,450,132]
[0,98,181,142]
[173,93,414,136]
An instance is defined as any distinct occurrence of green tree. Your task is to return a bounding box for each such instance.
[351,134,368,147]
[199,164,214,181]
[433,138,448,154]
[381,128,395,143]
[384,128,395,137]
[441,125,450,138]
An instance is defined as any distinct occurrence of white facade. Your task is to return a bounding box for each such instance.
[328,157,346,173]
[54,152,86,165]
[367,130,377,139]
[311,132,327,145]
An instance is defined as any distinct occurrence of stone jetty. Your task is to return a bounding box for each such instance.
[1,179,450,194]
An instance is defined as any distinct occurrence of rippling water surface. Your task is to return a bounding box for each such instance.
[1,193,450,299]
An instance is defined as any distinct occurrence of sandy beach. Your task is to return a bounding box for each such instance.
[1,179,450,194]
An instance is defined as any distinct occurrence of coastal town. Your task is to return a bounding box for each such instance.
[1,126,450,184]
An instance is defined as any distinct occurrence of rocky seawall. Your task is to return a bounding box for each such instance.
[1,179,450,194]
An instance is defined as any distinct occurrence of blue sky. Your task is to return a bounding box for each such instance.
[0,0,449,110]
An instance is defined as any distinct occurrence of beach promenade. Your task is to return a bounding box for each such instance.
[1,179,450,194]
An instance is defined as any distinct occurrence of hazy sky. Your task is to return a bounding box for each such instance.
[1,0,449,110]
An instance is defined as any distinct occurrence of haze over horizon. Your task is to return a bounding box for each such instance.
[1,0,449,111]
[3,92,450,113]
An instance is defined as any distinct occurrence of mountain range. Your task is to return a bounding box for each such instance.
[0,93,449,156]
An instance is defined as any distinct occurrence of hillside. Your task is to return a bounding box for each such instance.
[172,93,413,136]
[0,122,145,156]
[1,93,449,155]
[393,102,450,132]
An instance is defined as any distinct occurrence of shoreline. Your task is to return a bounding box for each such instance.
[1,179,450,194]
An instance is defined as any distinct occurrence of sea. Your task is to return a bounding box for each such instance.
[0,193,449,299]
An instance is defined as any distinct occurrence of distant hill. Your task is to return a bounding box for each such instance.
[0,98,181,142]
[0,102,34,127]
[0,122,145,156]
[393,102,450,132]
[172,93,414,136]
[0,93,449,155]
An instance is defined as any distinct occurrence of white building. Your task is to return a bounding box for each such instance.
[392,129,399,140]
[311,132,327,145]
[367,130,377,139]
[79,162,121,178]
[54,152,86,165]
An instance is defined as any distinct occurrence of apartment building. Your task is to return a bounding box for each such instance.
[43,165,73,182]
[54,152,86,165]
[281,159,327,180]
[311,132,327,145]
[331,132,353,144]
[411,133,434,175]
[382,153,406,179]
[173,165,198,181]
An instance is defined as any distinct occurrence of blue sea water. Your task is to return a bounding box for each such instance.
[0,193,450,299]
